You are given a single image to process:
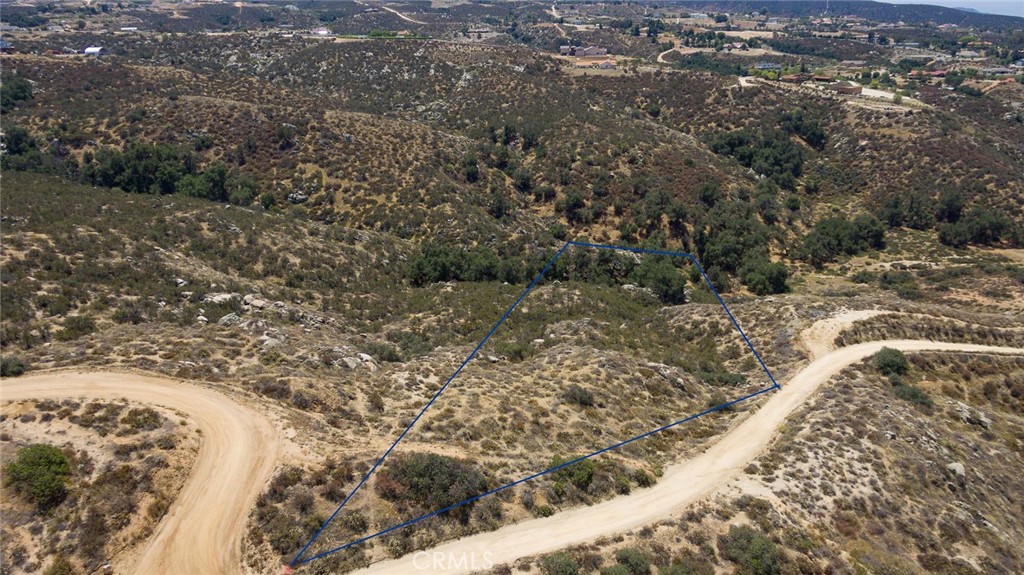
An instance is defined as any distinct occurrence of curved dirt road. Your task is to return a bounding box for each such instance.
[1,371,280,575]
[350,339,1024,575]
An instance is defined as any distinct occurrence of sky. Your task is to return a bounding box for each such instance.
[881,0,1024,18]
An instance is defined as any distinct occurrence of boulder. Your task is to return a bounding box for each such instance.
[946,462,966,487]
[203,292,239,305]
[196,315,208,324]
[218,313,241,326]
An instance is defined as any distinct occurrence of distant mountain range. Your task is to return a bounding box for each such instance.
[668,1,1024,29]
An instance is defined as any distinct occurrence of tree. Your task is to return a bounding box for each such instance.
[739,258,788,295]
[630,256,687,304]
[512,167,533,193]
[0,73,33,112]
[2,125,36,156]
[873,347,909,377]
[5,444,70,511]
[488,187,511,219]
[936,188,965,223]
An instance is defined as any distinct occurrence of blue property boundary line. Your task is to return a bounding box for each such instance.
[291,242,780,567]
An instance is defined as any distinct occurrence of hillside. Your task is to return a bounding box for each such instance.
[2,2,1024,574]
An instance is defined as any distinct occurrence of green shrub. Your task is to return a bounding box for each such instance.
[551,455,594,492]
[1,355,27,377]
[717,525,783,575]
[893,384,933,409]
[5,444,70,511]
[55,315,96,341]
[364,341,402,362]
[541,552,580,575]
[121,407,163,431]
[563,384,594,407]
[376,452,488,521]
[873,347,909,377]
[600,566,631,575]
[614,548,652,575]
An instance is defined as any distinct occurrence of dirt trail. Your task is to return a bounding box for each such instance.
[350,338,1024,575]
[0,371,280,575]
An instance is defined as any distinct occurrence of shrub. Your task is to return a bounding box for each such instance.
[5,444,70,511]
[551,455,595,492]
[873,347,909,377]
[376,452,488,521]
[717,525,783,575]
[658,553,714,575]
[121,407,163,431]
[1,355,27,377]
[541,552,580,575]
[42,555,78,575]
[894,384,933,409]
[614,548,652,575]
[55,315,96,341]
[563,384,594,407]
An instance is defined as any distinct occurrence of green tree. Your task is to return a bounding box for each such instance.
[2,125,36,155]
[0,73,33,112]
[630,256,687,304]
[5,444,70,511]
[936,188,965,223]
[873,347,909,377]
[739,258,788,295]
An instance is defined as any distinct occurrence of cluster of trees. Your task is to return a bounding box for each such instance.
[779,108,826,151]
[1,129,262,206]
[81,143,259,204]
[708,129,804,189]
[375,452,488,522]
[878,187,1017,248]
[694,199,789,295]
[406,242,528,285]
[800,214,886,267]
[407,242,696,303]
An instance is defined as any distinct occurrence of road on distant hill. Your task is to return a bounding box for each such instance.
[0,371,280,575]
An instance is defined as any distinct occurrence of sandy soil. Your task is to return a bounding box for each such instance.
[347,338,1023,574]
[0,371,280,575]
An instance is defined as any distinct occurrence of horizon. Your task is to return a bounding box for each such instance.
[881,0,1024,18]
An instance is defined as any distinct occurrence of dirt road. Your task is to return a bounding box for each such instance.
[349,339,1023,575]
[1,371,280,575]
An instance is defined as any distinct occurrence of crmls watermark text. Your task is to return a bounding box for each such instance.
[413,551,494,571]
